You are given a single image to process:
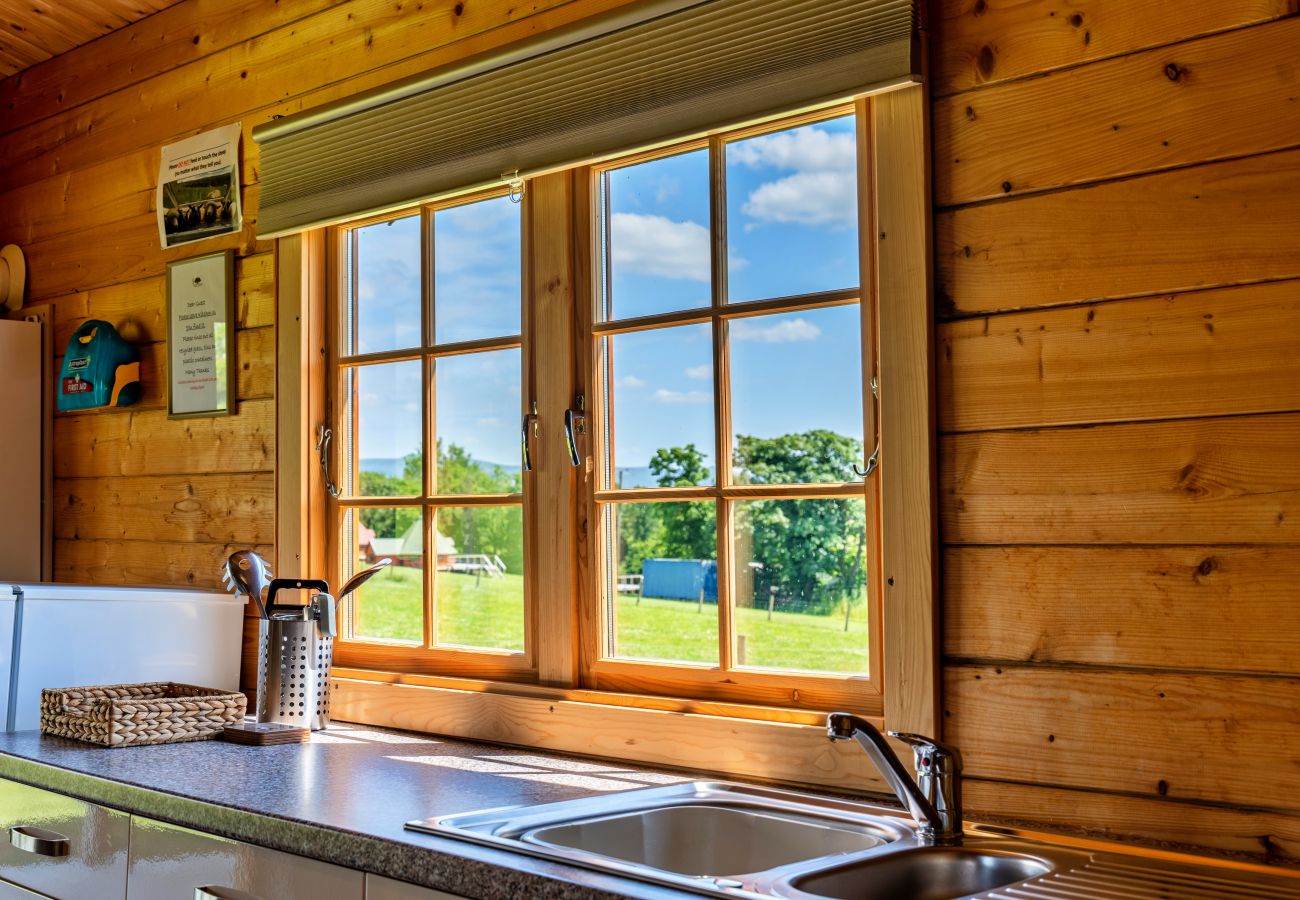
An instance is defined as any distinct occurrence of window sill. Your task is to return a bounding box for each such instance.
[329,668,890,794]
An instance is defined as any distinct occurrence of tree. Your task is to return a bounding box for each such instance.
[733,430,866,615]
[649,444,715,561]
[434,441,525,573]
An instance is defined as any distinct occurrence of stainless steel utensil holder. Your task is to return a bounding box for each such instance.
[256,617,333,731]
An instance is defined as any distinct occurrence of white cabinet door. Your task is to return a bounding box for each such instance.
[366,874,468,900]
[127,816,364,900]
[0,777,130,900]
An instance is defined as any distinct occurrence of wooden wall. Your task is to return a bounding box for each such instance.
[1,0,1298,866]
[932,0,1300,864]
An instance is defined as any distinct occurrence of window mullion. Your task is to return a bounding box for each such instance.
[528,171,579,687]
[708,133,736,673]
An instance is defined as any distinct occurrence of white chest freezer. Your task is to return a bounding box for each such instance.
[2,584,245,731]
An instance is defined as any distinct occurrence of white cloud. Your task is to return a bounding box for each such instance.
[731,317,821,343]
[731,125,858,230]
[730,126,856,173]
[611,213,711,282]
[742,171,857,229]
[684,364,712,381]
[618,375,647,388]
[653,388,710,405]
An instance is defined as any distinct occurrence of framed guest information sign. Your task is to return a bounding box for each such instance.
[167,250,235,418]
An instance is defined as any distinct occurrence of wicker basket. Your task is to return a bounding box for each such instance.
[40,683,246,748]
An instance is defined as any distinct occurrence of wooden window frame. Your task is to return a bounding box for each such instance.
[275,85,936,789]
[574,102,883,713]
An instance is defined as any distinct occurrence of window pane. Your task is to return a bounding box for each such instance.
[434,506,524,651]
[346,507,424,643]
[730,306,863,484]
[600,149,711,321]
[733,498,868,674]
[346,360,424,496]
[434,349,522,493]
[434,196,522,344]
[602,324,714,489]
[347,215,422,355]
[725,115,859,303]
[605,501,718,664]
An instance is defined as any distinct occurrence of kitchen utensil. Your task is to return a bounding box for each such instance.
[338,558,392,601]
[256,576,335,732]
[222,550,272,618]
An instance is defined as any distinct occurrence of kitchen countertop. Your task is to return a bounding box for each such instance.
[0,723,719,900]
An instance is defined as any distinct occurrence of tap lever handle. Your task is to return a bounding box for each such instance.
[888,731,962,774]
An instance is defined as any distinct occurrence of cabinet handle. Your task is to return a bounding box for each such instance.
[195,887,265,900]
[9,825,70,857]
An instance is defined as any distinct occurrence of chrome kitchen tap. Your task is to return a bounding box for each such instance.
[827,712,963,845]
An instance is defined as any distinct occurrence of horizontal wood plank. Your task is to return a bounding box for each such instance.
[332,677,892,795]
[930,0,1295,96]
[962,779,1300,865]
[22,185,265,303]
[943,546,1300,674]
[53,537,273,590]
[48,251,274,349]
[945,665,1300,808]
[0,0,632,194]
[939,281,1300,432]
[935,149,1300,316]
[935,17,1300,204]
[54,397,275,478]
[942,413,1300,545]
[0,0,338,136]
[55,473,274,544]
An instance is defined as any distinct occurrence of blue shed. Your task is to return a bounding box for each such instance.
[641,559,718,603]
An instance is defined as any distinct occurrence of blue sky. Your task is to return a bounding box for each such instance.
[350,114,863,477]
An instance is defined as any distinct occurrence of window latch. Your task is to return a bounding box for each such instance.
[315,425,342,498]
[564,395,586,468]
[521,401,538,472]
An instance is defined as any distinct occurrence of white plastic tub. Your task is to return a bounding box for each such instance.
[4,584,246,732]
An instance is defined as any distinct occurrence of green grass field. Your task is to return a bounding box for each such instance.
[354,566,868,673]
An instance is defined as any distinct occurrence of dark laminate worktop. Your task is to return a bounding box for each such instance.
[0,723,713,899]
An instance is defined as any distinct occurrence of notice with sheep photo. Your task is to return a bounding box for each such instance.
[157,123,242,248]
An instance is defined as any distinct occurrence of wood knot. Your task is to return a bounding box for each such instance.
[977,45,995,78]
[973,0,986,15]
[1157,779,1169,796]
[1001,180,1012,193]
[1197,556,1218,577]
[453,1,464,15]
[1164,62,1184,83]
[1068,12,1083,27]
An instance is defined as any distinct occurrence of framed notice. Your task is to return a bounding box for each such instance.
[167,251,235,419]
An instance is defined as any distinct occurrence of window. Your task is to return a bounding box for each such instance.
[580,109,881,710]
[328,193,532,680]
[310,90,934,748]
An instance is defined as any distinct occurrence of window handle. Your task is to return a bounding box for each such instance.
[564,395,586,468]
[853,443,880,479]
[315,425,342,498]
[521,402,538,472]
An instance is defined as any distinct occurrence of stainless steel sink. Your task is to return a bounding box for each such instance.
[409,782,912,893]
[777,844,1056,900]
[412,781,1300,899]
[524,804,891,877]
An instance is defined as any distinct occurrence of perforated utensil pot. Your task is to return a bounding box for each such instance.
[256,616,333,731]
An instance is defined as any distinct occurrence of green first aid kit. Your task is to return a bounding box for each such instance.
[57,320,141,411]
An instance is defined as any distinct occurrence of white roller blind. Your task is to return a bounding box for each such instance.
[253,0,919,238]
